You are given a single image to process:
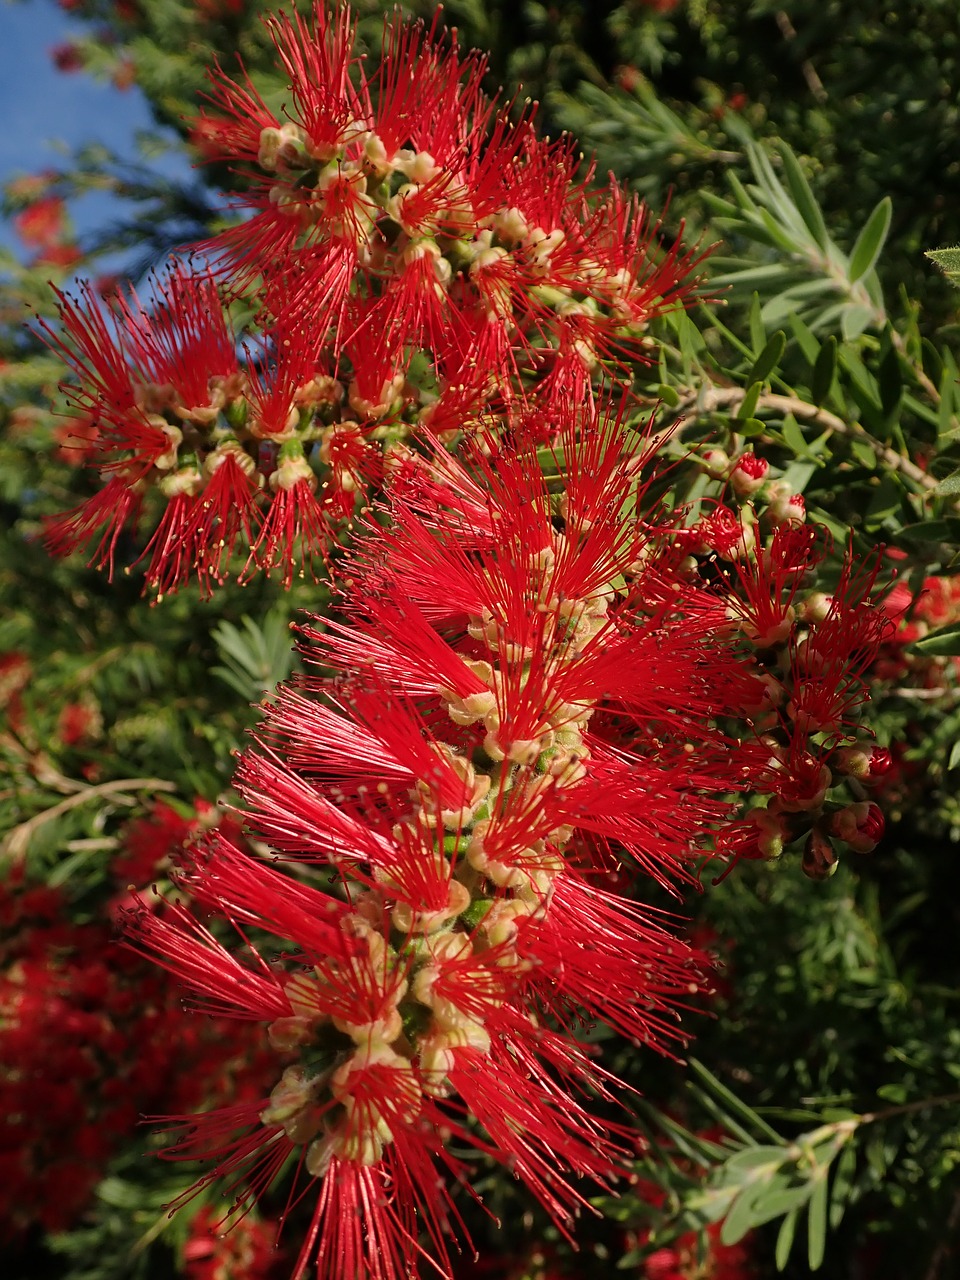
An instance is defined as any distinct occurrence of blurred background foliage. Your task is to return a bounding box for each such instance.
[2,1,960,1277]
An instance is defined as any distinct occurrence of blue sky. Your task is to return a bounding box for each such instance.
[0,0,192,257]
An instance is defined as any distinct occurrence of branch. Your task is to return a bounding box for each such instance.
[670,385,937,491]
[775,10,828,104]
[1,777,178,862]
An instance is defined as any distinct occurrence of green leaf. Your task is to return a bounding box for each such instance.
[688,1060,784,1142]
[850,437,878,470]
[789,311,820,364]
[811,335,837,405]
[911,622,960,656]
[898,519,954,542]
[947,740,960,771]
[776,1208,800,1271]
[841,303,875,340]
[749,292,765,352]
[927,246,960,289]
[864,473,903,529]
[829,1142,858,1229]
[848,197,892,282]
[781,413,809,458]
[720,1184,766,1246]
[739,417,766,437]
[747,331,786,385]
[807,1175,829,1270]
[876,1083,908,1104]
[779,144,829,250]
[748,1185,816,1230]
[937,349,959,440]
[736,382,762,422]
[723,1145,786,1174]
[933,468,960,497]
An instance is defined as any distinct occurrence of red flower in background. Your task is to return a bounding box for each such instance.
[50,40,85,72]
[13,195,68,248]
[183,1206,286,1280]
[0,871,275,1240]
[642,1225,753,1279]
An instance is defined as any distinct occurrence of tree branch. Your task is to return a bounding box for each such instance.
[2,777,178,861]
[670,385,937,491]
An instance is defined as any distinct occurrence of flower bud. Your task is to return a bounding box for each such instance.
[828,802,884,853]
[730,452,770,496]
[801,826,839,880]
[700,447,730,479]
[767,484,806,525]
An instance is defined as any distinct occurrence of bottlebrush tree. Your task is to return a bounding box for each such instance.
[3,3,960,1279]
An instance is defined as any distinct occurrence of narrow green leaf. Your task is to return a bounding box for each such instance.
[747,331,786,385]
[937,349,958,441]
[948,740,960,771]
[898,519,953,542]
[848,197,892,282]
[807,1175,829,1270]
[711,262,799,291]
[750,1185,816,1230]
[688,1060,784,1142]
[640,1106,733,1164]
[850,437,878,469]
[880,1085,911,1105]
[656,383,680,407]
[789,311,820,365]
[736,382,762,422]
[727,170,759,213]
[758,206,807,253]
[912,622,960,656]
[720,1186,766,1246]
[723,1145,786,1174]
[922,337,944,385]
[776,1208,800,1271]
[811,335,837,405]
[779,460,818,493]
[841,303,875,340]
[781,413,808,458]
[779,145,829,250]
[839,347,882,402]
[749,292,765,352]
[829,1142,858,1230]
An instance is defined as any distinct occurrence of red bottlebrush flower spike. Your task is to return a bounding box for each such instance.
[44,3,709,596]
[124,401,803,1278]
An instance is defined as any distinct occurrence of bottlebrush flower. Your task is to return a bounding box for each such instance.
[192,2,703,376]
[39,267,350,593]
[122,402,825,1278]
[43,4,706,596]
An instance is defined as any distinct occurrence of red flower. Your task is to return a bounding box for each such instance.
[50,41,84,73]
[34,241,84,269]
[56,700,101,747]
[0,874,275,1239]
[122,403,808,1277]
[13,196,68,248]
[183,1206,284,1280]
